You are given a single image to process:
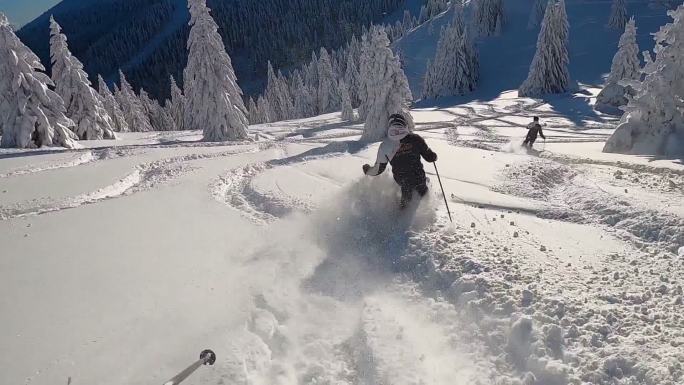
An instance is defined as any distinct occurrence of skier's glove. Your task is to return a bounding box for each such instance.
[425,152,438,163]
[362,164,371,174]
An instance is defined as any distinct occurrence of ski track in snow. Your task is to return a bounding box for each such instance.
[210,141,365,224]
[0,145,262,220]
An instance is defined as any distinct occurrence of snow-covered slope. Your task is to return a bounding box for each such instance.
[396,0,670,100]
[2,90,683,385]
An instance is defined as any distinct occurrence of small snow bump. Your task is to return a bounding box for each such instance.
[513,231,519,238]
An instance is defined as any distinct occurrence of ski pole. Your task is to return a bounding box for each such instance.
[433,162,453,223]
[163,349,216,385]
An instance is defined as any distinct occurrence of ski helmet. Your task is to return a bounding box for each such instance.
[387,113,409,141]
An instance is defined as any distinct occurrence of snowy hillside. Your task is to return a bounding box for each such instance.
[1,89,683,385]
[396,0,669,99]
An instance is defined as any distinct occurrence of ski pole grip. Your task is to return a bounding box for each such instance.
[200,349,216,365]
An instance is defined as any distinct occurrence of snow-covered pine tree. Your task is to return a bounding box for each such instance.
[140,89,175,131]
[519,0,571,97]
[359,27,413,142]
[265,62,294,121]
[422,8,479,99]
[257,95,272,123]
[604,5,684,156]
[292,72,316,118]
[345,37,363,107]
[305,51,319,92]
[115,70,153,132]
[183,0,248,141]
[0,13,77,149]
[97,75,129,133]
[473,0,505,37]
[608,0,628,30]
[247,97,261,124]
[317,48,340,114]
[595,18,640,113]
[339,78,355,121]
[528,0,547,29]
[49,17,115,140]
[419,6,429,24]
[403,10,414,32]
[167,75,185,130]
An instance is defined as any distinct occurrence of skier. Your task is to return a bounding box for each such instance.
[523,116,546,149]
[362,113,438,208]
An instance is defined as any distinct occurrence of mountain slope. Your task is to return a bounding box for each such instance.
[395,0,671,101]
[17,0,415,100]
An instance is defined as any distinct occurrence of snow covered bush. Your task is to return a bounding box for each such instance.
[608,0,628,30]
[50,17,115,140]
[97,75,129,133]
[115,70,153,132]
[0,13,77,149]
[183,0,248,141]
[422,8,479,99]
[359,27,413,142]
[596,18,641,114]
[519,0,572,98]
[604,6,684,156]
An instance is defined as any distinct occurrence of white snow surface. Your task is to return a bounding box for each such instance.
[1,91,683,385]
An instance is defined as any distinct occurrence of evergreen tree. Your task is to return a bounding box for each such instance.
[247,97,261,124]
[98,75,129,132]
[49,17,115,140]
[608,0,628,30]
[339,78,355,121]
[140,88,175,131]
[257,95,272,123]
[596,18,641,112]
[604,5,684,156]
[519,0,571,97]
[0,13,77,149]
[359,27,413,142]
[528,0,547,29]
[473,0,505,37]
[265,62,294,121]
[419,6,429,24]
[317,48,340,114]
[183,0,248,141]
[115,70,153,132]
[292,73,316,118]
[422,9,479,99]
[168,75,185,130]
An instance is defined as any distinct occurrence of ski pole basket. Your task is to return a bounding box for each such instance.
[163,349,216,385]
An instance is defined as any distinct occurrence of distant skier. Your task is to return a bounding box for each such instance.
[523,116,546,149]
[363,113,438,208]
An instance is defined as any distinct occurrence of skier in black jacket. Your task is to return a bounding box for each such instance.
[523,116,546,148]
[362,114,438,208]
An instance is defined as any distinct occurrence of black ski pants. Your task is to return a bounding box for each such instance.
[395,175,428,207]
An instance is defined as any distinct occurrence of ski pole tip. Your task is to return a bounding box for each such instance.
[200,349,216,365]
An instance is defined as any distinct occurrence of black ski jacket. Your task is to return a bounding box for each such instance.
[526,123,546,140]
[365,133,437,185]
